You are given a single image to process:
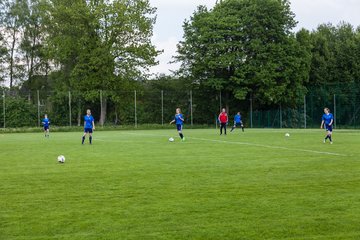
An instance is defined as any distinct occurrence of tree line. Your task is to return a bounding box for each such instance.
[1,0,360,127]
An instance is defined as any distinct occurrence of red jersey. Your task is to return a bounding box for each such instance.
[219,112,228,123]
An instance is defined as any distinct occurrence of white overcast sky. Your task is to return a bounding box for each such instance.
[149,0,360,75]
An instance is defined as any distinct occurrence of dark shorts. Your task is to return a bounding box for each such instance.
[176,124,183,131]
[84,128,93,133]
[325,125,333,132]
[234,122,243,127]
[43,126,49,131]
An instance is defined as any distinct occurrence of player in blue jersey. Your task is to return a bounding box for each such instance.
[170,108,185,141]
[41,114,50,138]
[230,112,244,132]
[320,107,334,144]
[82,109,95,144]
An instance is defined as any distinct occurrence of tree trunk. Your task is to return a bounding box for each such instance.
[45,62,49,91]
[9,28,16,89]
[114,105,119,125]
[28,29,37,84]
[99,95,107,126]
[225,91,230,113]
[77,102,81,126]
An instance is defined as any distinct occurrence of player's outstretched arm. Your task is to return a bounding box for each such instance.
[170,120,175,124]
[92,121,95,130]
[320,120,324,129]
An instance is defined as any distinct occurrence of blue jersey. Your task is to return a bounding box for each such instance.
[322,113,334,125]
[42,118,50,127]
[234,115,242,123]
[84,115,94,129]
[174,114,184,125]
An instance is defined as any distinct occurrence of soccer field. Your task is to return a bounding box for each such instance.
[1,129,360,240]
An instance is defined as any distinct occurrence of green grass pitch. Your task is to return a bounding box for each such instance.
[1,129,360,239]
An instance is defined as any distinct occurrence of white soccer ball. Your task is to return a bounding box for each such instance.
[169,137,175,142]
[285,133,290,137]
[57,155,65,163]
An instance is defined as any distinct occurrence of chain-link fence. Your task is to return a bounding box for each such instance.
[1,88,360,129]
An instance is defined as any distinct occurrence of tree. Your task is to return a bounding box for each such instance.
[0,31,8,84]
[1,0,29,88]
[20,0,48,87]
[44,0,159,125]
[176,0,309,107]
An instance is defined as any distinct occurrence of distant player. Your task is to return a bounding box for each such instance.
[42,114,50,138]
[170,108,185,141]
[82,109,95,144]
[320,107,334,144]
[230,112,244,132]
[218,108,228,135]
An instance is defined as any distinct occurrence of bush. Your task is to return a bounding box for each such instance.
[3,96,37,128]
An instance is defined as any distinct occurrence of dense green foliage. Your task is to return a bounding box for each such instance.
[0,95,37,127]
[1,129,360,239]
[1,0,360,127]
[176,0,309,107]
[0,0,159,125]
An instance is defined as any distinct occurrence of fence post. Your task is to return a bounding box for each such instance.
[69,91,72,127]
[37,90,40,127]
[250,97,253,128]
[134,90,137,128]
[2,90,5,128]
[161,90,164,126]
[190,90,193,126]
[304,95,306,129]
[333,94,336,128]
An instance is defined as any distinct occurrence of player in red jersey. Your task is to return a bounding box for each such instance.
[218,108,228,135]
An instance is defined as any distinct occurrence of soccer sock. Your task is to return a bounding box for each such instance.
[230,126,235,132]
[82,136,85,144]
[242,126,244,132]
[179,133,183,139]
[329,136,332,142]
[89,136,92,144]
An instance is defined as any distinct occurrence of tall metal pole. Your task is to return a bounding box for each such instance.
[333,94,336,129]
[69,91,72,127]
[161,90,164,126]
[2,90,5,128]
[134,90,137,128]
[190,90,193,126]
[250,97,253,128]
[37,90,40,127]
[304,95,307,129]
